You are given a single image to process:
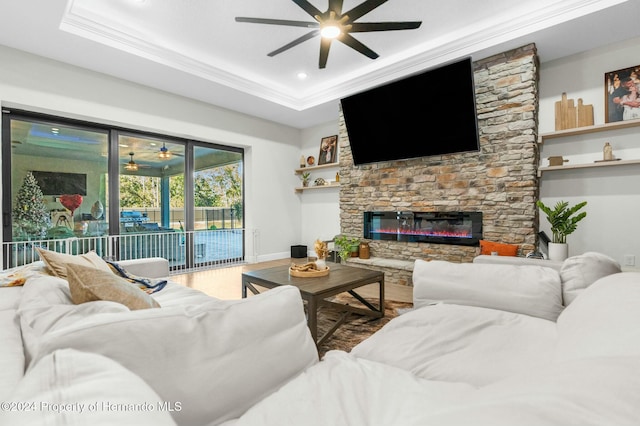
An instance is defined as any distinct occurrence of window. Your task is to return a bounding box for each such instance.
[2,109,244,270]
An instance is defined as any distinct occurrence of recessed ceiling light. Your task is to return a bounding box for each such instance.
[297,72,308,80]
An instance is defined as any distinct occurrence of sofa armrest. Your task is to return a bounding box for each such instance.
[117,257,169,278]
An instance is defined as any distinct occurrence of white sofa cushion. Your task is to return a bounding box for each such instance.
[0,349,176,426]
[232,350,476,426]
[18,275,131,365]
[412,259,564,321]
[0,309,25,400]
[20,279,318,426]
[559,251,621,306]
[352,302,557,386]
[422,355,640,426]
[117,257,169,279]
[555,272,640,362]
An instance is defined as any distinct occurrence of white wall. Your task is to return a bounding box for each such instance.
[298,122,341,257]
[538,36,640,267]
[0,45,306,263]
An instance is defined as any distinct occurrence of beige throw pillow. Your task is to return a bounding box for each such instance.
[36,248,112,279]
[66,263,160,310]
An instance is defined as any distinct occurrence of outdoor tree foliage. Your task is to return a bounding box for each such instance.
[119,164,242,212]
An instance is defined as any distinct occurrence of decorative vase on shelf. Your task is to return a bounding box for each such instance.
[548,242,568,261]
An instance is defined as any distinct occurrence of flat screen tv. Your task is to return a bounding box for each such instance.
[340,57,480,165]
[31,171,87,196]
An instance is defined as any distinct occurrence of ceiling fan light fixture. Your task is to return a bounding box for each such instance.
[158,142,172,159]
[320,24,341,39]
[125,152,139,171]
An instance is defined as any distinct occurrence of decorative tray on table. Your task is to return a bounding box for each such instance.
[289,262,330,277]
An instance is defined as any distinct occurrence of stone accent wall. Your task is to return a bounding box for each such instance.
[338,44,540,285]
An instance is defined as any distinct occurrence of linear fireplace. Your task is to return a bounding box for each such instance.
[363,211,483,246]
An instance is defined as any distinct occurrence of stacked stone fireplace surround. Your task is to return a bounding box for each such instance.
[338,44,540,286]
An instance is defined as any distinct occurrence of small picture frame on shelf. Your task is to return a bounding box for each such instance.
[317,135,338,165]
[605,64,640,123]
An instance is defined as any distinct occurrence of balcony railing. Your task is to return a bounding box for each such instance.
[2,229,244,274]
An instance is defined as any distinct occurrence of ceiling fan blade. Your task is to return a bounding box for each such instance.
[292,0,323,19]
[235,17,318,29]
[343,0,388,22]
[338,33,379,59]
[350,21,422,32]
[328,0,344,15]
[268,30,320,57]
[319,38,332,69]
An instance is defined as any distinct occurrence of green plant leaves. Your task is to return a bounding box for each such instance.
[536,200,587,243]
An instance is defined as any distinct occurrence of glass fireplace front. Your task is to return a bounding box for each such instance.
[363,211,482,246]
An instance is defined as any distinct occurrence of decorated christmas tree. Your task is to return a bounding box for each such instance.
[13,171,50,239]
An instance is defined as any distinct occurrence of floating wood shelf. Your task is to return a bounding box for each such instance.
[538,159,640,176]
[538,118,640,143]
[294,163,339,173]
[295,183,340,192]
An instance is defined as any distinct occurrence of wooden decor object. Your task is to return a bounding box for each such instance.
[555,93,594,130]
[289,266,330,277]
[577,98,594,128]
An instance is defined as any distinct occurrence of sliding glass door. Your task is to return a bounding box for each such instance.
[192,143,244,266]
[2,109,244,270]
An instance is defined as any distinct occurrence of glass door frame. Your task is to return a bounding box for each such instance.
[2,108,245,270]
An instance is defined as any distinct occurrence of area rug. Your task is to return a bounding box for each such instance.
[316,296,413,358]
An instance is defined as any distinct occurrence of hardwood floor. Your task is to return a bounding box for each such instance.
[170,258,413,303]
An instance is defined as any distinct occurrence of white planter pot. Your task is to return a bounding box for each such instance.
[548,242,568,261]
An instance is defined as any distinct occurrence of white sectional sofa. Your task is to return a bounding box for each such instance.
[2,250,639,425]
[1,254,317,425]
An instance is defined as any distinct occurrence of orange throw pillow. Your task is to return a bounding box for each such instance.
[479,240,519,256]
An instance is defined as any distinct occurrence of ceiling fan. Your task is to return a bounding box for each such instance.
[123,152,151,171]
[235,0,422,69]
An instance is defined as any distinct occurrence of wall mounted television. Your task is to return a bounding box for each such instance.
[340,57,480,165]
[31,171,87,196]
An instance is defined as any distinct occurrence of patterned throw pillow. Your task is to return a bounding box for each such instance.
[0,262,48,287]
[105,260,167,294]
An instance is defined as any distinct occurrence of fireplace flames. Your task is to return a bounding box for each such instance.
[370,228,472,239]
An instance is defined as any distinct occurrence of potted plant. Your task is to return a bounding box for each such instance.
[334,234,360,262]
[536,199,587,261]
[300,172,311,187]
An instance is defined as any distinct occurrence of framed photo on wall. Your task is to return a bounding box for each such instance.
[317,135,338,165]
[605,64,640,123]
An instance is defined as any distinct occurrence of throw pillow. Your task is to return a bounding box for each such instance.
[36,248,112,279]
[559,251,622,305]
[1,349,176,426]
[106,260,167,294]
[66,263,161,310]
[479,240,519,256]
[0,261,47,287]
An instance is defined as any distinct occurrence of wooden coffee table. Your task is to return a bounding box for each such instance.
[242,263,384,346]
